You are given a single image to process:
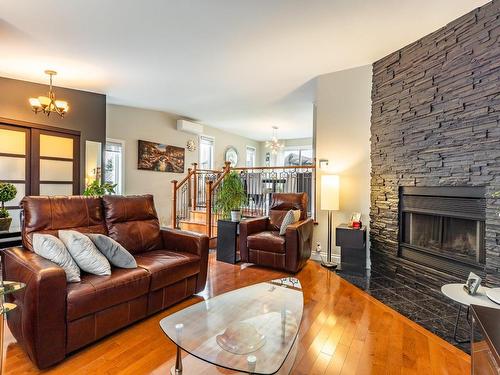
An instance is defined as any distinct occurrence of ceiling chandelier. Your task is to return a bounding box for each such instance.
[265,126,284,155]
[29,70,69,117]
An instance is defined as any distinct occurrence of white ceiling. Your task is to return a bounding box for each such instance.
[0,0,489,140]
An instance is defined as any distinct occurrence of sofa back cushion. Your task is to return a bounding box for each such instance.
[102,195,163,254]
[21,196,107,251]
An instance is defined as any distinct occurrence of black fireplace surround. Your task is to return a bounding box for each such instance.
[399,187,486,278]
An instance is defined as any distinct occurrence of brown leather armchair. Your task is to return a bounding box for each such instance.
[239,193,313,273]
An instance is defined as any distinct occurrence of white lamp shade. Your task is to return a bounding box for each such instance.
[320,175,340,211]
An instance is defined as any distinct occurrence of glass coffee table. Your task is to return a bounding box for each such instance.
[160,277,303,374]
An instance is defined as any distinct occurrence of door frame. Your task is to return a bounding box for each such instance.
[0,117,81,196]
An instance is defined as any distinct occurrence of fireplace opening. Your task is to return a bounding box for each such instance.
[399,187,486,277]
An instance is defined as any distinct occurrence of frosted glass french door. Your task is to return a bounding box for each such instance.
[0,124,30,231]
[30,129,79,196]
[0,123,80,229]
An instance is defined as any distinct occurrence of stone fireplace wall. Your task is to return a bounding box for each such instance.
[370,0,500,286]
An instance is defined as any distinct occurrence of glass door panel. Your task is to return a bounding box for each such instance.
[39,184,73,196]
[34,129,79,196]
[0,125,29,228]
[40,134,74,158]
[0,157,25,180]
[39,160,73,181]
[0,128,26,155]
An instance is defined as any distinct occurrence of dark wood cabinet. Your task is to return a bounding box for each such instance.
[216,220,241,264]
[336,224,367,273]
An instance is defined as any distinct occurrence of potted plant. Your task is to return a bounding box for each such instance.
[83,180,117,197]
[0,182,17,232]
[215,172,246,221]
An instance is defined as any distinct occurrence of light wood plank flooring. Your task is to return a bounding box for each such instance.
[3,253,470,374]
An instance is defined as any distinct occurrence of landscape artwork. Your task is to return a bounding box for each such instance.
[138,140,185,173]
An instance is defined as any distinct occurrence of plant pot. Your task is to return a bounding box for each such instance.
[0,217,12,232]
[230,210,241,222]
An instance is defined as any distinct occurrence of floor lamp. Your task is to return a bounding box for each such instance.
[320,175,340,269]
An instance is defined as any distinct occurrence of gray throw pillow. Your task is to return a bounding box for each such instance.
[86,233,137,269]
[32,233,81,282]
[59,230,111,276]
[279,209,301,235]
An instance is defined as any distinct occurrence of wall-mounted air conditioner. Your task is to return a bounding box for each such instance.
[177,119,204,135]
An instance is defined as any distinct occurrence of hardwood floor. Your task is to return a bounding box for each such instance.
[3,253,470,374]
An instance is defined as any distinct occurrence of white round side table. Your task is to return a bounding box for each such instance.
[441,283,500,343]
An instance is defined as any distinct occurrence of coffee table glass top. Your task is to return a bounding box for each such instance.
[160,277,303,374]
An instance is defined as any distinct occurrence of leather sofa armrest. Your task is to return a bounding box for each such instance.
[2,247,67,368]
[160,228,209,293]
[238,217,269,262]
[284,218,314,273]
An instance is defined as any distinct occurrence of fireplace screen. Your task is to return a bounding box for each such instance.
[402,212,482,264]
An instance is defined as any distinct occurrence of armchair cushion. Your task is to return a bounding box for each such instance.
[247,231,285,253]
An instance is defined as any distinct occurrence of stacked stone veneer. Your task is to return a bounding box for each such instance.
[370,0,500,286]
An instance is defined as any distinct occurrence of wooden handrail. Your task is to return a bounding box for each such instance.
[195,169,221,173]
[212,161,231,190]
[174,168,196,192]
[232,164,315,171]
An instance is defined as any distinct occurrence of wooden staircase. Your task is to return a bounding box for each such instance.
[178,209,218,247]
[171,162,316,249]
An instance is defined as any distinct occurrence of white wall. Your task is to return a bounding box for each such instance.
[203,126,260,169]
[314,65,372,265]
[106,104,259,226]
[258,137,313,166]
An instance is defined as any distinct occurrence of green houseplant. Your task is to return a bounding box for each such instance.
[83,180,116,197]
[215,172,246,221]
[0,182,17,231]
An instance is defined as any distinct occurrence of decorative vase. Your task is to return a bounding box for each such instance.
[0,217,12,232]
[230,210,241,222]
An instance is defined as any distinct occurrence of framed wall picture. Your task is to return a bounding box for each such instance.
[225,146,238,167]
[138,140,185,173]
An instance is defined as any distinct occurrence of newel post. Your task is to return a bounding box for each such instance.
[192,163,198,209]
[187,167,192,209]
[206,179,213,238]
[171,180,178,229]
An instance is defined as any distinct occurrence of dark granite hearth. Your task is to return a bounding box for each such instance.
[337,269,473,353]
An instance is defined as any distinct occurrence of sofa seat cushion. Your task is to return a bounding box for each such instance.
[247,231,285,254]
[67,267,150,321]
[134,250,201,291]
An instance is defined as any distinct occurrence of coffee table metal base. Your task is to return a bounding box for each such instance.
[170,339,298,375]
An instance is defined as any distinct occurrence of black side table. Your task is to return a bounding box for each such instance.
[216,220,241,264]
[0,231,22,250]
[335,224,366,273]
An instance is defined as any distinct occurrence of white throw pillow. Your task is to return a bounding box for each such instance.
[32,233,81,282]
[86,233,137,269]
[59,230,111,276]
[279,209,301,235]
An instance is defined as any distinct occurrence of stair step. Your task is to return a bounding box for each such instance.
[189,210,207,222]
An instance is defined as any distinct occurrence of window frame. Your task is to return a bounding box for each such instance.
[105,138,125,195]
[246,145,256,167]
[199,135,215,170]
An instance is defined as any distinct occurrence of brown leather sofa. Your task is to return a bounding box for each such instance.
[239,193,313,273]
[2,194,209,369]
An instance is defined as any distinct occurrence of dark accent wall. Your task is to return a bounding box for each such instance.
[0,76,106,192]
[370,1,500,287]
